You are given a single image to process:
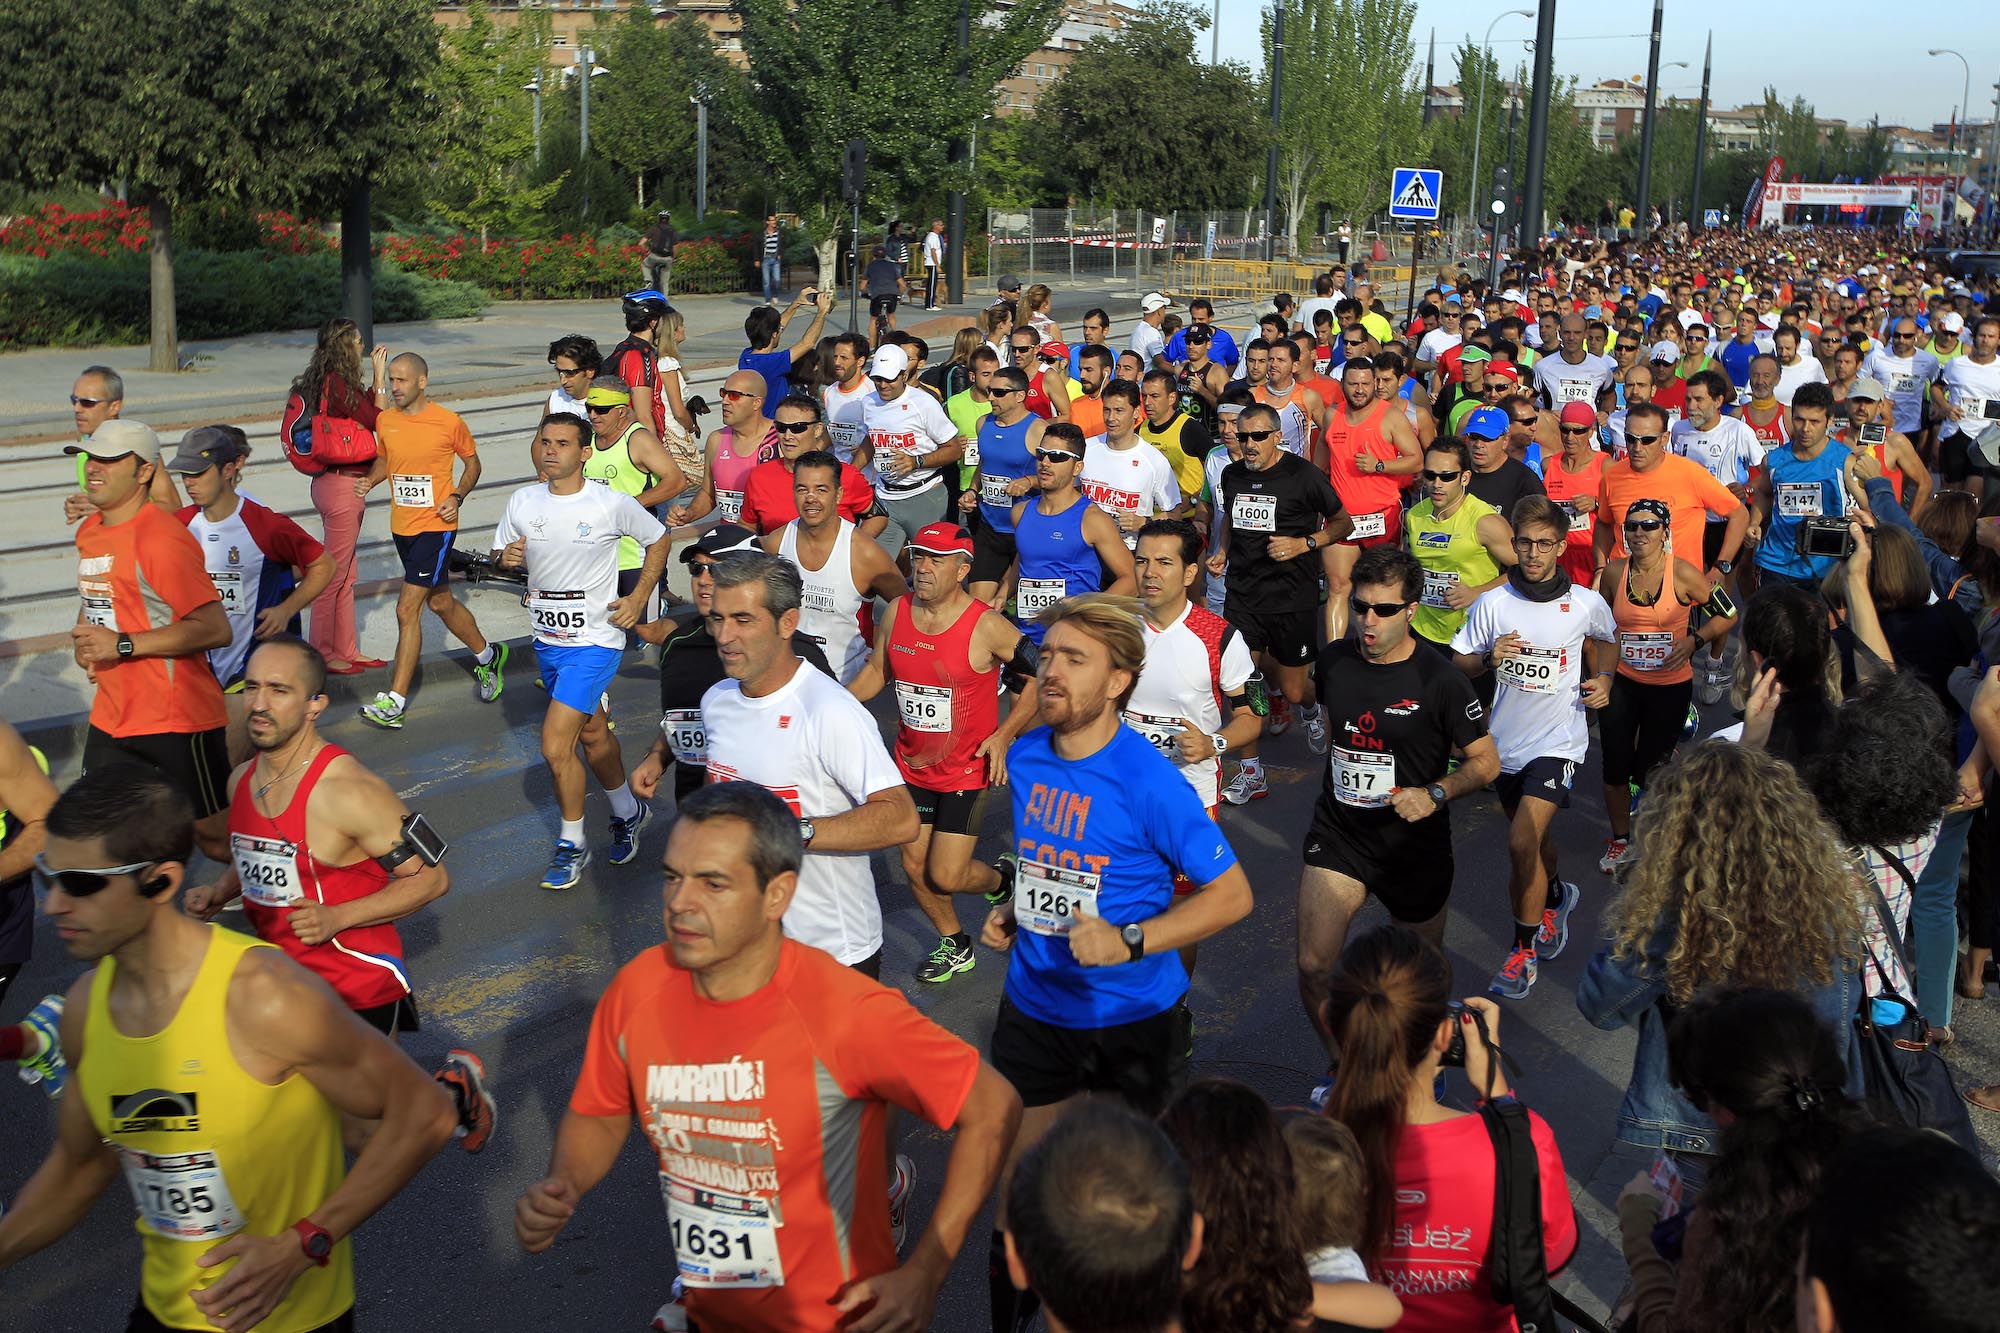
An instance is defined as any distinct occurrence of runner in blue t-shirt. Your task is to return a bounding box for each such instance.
[737,286,832,418]
[962,365,1048,604]
[981,591,1253,1333]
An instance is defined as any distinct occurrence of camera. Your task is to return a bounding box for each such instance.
[1439,999,1494,1069]
[1799,516,1855,561]
[447,547,526,587]
[1858,421,1887,445]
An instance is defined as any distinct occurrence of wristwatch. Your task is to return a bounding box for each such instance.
[1208,732,1228,757]
[1424,783,1448,808]
[292,1219,335,1267]
[115,632,134,659]
[798,817,816,848]
[1121,922,1146,962]
[1714,558,1734,574]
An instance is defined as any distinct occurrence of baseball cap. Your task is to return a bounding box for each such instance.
[1846,376,1886,402]
[163,425,249,475]
[1676,308,1704,330]
[1459,345,1492,365]
[868,345,910,379]
[1038,340,1071,360]
[1559,401,1597,429]
[906,522,974,557]
[1650,340,1680,363]
[1484,360,1520,383]
[66,419,160,463]
[1139,292,1174,313]
[996,273,1022,293]
[1462,407,1509,441]
[1941,311,1966,333]
[679,523,759,564]
[1758,311,1781,330]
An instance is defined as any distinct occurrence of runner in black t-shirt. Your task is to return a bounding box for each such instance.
[1206,402,1351,804]
[1463,405,1546,517]
[1297,545,1499,1053]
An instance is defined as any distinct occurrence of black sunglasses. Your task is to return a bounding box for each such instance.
[989,386,1022,397]
[687,560,719,577]
[772,420,817,435]
[1350,597,1413,619]
[1239,429,1278,443]
[1421,468,1463,482]
[585,403,618,415]
[33,852,158,898]
[1034,447,1082,463]
[1341,337,1367,347]
[69,394,107,408]
[1623,518,1665,532]
[1625,432,1664,446]
[1510,413,1538,425]
[1560,424,1594,435]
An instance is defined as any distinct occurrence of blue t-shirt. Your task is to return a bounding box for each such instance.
[1013,495,1102,643]
[1758,441,1852,581]
[1003,725,1238,1027]
[1717,337,1758,391]
[737,347,793,419]
[977,414,1039,534]
[1164,326,1241,370]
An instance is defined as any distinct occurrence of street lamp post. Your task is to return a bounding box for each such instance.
[1928,48,1970,163]
[526,78,543,166]
[1467,10,1534,229]
[577,47,607,218]
[689,88,709,221]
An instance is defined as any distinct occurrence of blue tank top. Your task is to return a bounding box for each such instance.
[1758,440,1851,581]
[1013,493,1101,643]
[978,415,1039,533]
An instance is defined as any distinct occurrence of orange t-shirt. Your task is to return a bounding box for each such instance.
[378,402,477,537]
[76,504,228,737]
[571,939,981,1333]
[1596,453,1742,561]
[1068,392,1106,440]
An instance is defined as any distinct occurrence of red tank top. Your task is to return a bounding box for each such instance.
[1024,370,1056,421]
[887,596,1000,790]
[1322,399,1400,516]
[1873,443,1905,507]
[1743,402,1789,451]
[230,745,409,1010]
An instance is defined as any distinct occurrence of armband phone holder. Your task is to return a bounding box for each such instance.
[377,812,448,872]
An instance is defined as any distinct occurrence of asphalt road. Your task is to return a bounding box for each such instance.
[6,626,2000,1331]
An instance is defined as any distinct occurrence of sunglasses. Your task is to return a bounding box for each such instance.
[1625,432,1664,446]
[1623,518,1665,532]
[1239,429,1278,443]
[1560,424,1594,435]
[1034,448,1082,463]
[585,403,618,415]
[1341,338,1367,348]
[1349,597,1413,618]
[718,388,761,403]
[33,852,157,898]
[1421,468,1463,482]
[773,420,818,435]
[1511,413,1539,425]
[69,394,106,408]
[989,386,1022,397]
[554,366,589,378]
[687,560,719,577]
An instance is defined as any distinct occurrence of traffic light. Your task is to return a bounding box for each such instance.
[842,139,868,203]
[1489,163,1513,229]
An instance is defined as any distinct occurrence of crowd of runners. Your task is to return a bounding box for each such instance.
[5,222,2000,1332]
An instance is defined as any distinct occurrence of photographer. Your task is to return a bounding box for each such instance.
[1746,381,1849,595]
[1320,924,1576,1327]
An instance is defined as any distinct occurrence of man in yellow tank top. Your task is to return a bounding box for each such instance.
[581,376,688,604]
[1404,438,1517,649]
[0,766,459,1333]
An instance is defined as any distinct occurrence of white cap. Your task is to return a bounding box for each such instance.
[1650,340,1681,362]
[867,344,910,379]
[1139,291,1174,313]
[1502,287,1526,304]
[1676,307,1703,330]
[1941,311,1966,333]
[1758,311,1781,330]
[65,418,161,462]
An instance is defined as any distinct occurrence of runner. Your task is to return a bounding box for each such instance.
[1739,353,1792,452]
[1593,401,1747,583]
[357,353,506,729]
[1449,496,1616,999]
[1198,395,1251,615]
[760,451,908,684]
[63,365,182,524]
[848,523,1039,985]
[738,394,883,536]
[579,377,688,620]
[1372,349,1437,449]
[1250,340,1325,460]
[515,780,1022,1333]
[1173,326,1229,435]
[1404,438,1516,653]
[546,334,601,419]
[1078,381,1186,547]
[1464,404,1548,512]
[1207,403,1353,803]
[1838,377,1931,517]
[68,420,233,862]
[491,412,669,887]
[1137,371,1210,501]
[1934,314,2000,497]
[1749,382,1852,595]
[981,593,1253,1333]
[739,287,834,417]
[821,332,878,468]
[965,367,1049,605]
[1537,402,1609,585]
[1298,545,1499,1048]
[669,370,774,527]
[0,718,59,1091]
[1008,424,1136,642]
[0,764,459,1333]
[1862,317,1940,450]
[1531,314,1617,412]
[1065,344,1114,441]
[1020,337,1073,424]
[1320,356,1422,642]
[861,344,968,557]
[1771,324,1828,406]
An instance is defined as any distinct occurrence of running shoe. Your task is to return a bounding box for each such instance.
[437,1049,497,1154]
[475,642,510,702]
[1221,765,1268,805]
[986,855,1017,905]
[359,692,405,729]
[1302,707,1329,755]
[1597,837,1631,874]
[1694,655,1729,706]
[651,1280,689,1332]
[1681,702,1700,738]
[915,934,975,984]
[1265,696,1293,737]
[888,1154,916,1254]
[1536,880,1580,961]
[540,840,590,890]
[607,804,652,866]
[1488,943,1539,1000]
[16,994,67,1098]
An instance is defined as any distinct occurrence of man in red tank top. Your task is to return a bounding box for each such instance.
[1319,358,1422,641]
[184,636,497,1151]
[847,523,1041,986]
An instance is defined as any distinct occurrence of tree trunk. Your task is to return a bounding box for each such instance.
[148,197,178,374]
[637,173,646,207]
[814,235,839,294]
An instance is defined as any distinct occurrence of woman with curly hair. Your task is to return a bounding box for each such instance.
[285,317,387,674]
[1616,988,1875,1332]
[1577,742,1865,1188]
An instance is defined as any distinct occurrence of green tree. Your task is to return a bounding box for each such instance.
[727,0,1063,287]
[1032,3,1265,213]
[588,10,748,215]
[1426,42,1513,226]
[429,2,562,239]
[1755,87,1824,167]
[0,0,439,371]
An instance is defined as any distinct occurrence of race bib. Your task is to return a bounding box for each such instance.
[1892,374,1921,396]
[1348,510,1387,540]
[1557,380,1594,403]
[1776,482,1822,518]
[1619,631,1677,671]
[716,489,744,523]
[391,473,435,509]
[1559,500,1593,534]
[663,1178,784,1290]
[1497,645,1564,695]
[230,833,300,908]
[207,570,243,614]
[1015,859,1101,937]
[119,1149,245,1243]
[80,581,116,630]
[529,588,589,643]
[1016,578,1066,616]
[661,709,706,764]
[980,473,1015,508]
[1420,569,1458,609]
[1331,745,1396,808]
[1231,493,1277,533]
[1122,710,1188,763]
[894,681,953,734]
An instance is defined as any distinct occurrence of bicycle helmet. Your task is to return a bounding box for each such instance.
[621,289,670,324]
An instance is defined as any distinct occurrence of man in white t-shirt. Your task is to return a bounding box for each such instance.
[699,550,919,973]
[862,343,967,558]
[1771,324,1828,407]
[493,412,670,890]
[1862,317,1941,439]
[922,218,946,310]
[1531,314,1617,412]
[1450,495,1615,1001]
[1130,292,1173,369]
[1934,313,2000,494]
[1080,380,1187,547]
[821,332,880,469]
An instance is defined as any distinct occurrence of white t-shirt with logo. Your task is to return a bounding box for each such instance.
[1942,354,2000,444]
[863,389,959,499]
[1862,347,1940,434]
[1669,415,1764,520]
[701,664,902,965]
[822,377,880,468]
[1532,352,1617,410]
[492,482,666,650]
[1080,439,1181,548]
[1451,581,1617,771]
[1416,328,1461,367]
[1124,604,1255,808]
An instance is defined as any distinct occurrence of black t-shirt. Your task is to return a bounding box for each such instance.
[1467,458,1547,521]
[657,611,837,798]
[1312,640,1488,848]
[1219,452,1345,611]
[864,259,904,297]
[0,810,30,967]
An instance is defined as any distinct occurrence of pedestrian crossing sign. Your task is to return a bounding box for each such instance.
[1703,209,1721,228]
[1389,168,1443,220]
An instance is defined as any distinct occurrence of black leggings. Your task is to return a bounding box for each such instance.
[1601,674,1693,790]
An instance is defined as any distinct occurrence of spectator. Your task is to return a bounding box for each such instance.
[1322,925,1575,1330]
[1725,577,1881,763]
[641,210,676,294]
[651,306,700,492]
[1869,471,1984,616]
[1579,742,1866,1188]
[1156,1080,1313,1333]
[1823,523,1975,710]
[1003,1101,1199,1333]
[1283,1115,1403,1330]
[921,326,983,403]
[759,213,782,303]
[288,317,386,675]
[740,287,832,417]
[1021,283,1060,342]
[1618,988,1876,1332]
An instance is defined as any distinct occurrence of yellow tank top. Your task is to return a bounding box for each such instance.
[1138,412,1204,500]
[81,925,353,1332]
[1406,493,1501,644]
[582,421,653,571]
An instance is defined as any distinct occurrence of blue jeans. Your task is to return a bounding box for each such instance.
[1914,807,1973,1026]
[761,254,781,303]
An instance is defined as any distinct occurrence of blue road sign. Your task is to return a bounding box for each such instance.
[1389,168,1443,221]
[1703,209,1721,228]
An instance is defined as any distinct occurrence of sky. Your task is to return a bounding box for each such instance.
[1207,0,2000,131]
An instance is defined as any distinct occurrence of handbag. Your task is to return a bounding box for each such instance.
[1853,847,1980,1156]
[308,386,378,468]
[1477,1095,1609,1333]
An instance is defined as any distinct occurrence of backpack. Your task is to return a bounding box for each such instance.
[280,390,323,475]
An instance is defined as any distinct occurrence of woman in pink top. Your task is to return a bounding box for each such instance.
[667,370,778,527]
[285,318,386,673]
